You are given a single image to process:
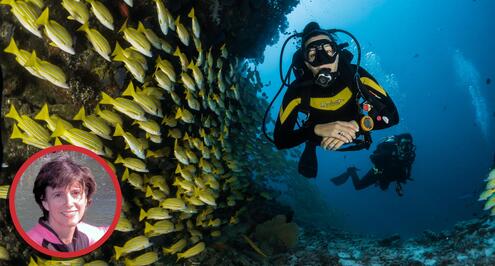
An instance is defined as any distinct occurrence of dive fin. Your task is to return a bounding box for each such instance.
[298,141,318,178]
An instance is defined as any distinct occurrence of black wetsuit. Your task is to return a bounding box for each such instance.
[273,60,399,177]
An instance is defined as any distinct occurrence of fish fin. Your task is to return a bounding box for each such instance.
[139,208,146,221]
[3,37,19,56]
[115,154,124,164]
[10,124,24,139]
[137,21,145,33]
[51,120,66,138]
[73,106,86,121]
[145,186,153,197]
[114,246,123,260]
[36,8,50,26]
[122,82,135,97]
[122,167,129,181]
[54,137,62,146]
[34,103,50,121]
[188,8,194,18]
[76,22,89,32]
[144,221,152,234]
[113,123,125,137]
[5,104,21,122]
[118,18,128,33]
[99,92,115,105]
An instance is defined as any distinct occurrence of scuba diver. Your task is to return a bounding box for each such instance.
[331,133,416,196]
[268,22,399,178]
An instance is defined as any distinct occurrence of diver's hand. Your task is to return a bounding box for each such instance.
[321,137,345,151]
[314,121,359,143]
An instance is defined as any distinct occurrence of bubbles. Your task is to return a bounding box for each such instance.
[452,49,490,141]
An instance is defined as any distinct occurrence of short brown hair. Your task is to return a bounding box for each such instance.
[33,153,97,219]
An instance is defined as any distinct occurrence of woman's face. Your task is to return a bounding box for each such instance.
[42,182,88,228]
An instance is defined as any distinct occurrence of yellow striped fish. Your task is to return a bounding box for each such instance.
[0,185,10,199]
[61,0,89,25]
[6,104,51,143]
[160,197,186,211]
[36,7,74,54]
[73,106,112,140]
[174,16,189,46]
[51,120,111,157]
[144,220,174,236]
[77,22,112,62]
[112,42,146,83]
[119,19,152,57]
[95,104,123,126]
[176,242,205,261]
[162,238,187,255]
[114,235,152,260]
[10,124,51,149]
[25,51,69,89]
[86,0,114,31]
[122,82,162,117]
[124,251,158,266]
[3,38,44,79]
[99,92,146,121]
[1,0,42,38]
[132,120,161,136]
[114,123,145,159]
[139,207,171,221]
[115,154,148,172]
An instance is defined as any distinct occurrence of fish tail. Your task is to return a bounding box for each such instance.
[99,92,115,105]
[137,21,145,33]
[146,150,154,158]
[118,18,128,33]
[144,222,152,234]
[73,106,86,121]
[188,8,194,18]
[10,124,24,139]
[51,120,66,138]
[114,246,123,260]
[3,37,19,56]
[95,104,102,115]
[34,103,50,121]
[36,7,50,26]
[121,167,129,181]
[139,208,147,221]
[76,22,89,33]
[115,154,124,164]
[5,104,21,122]
[175,108,182,119]
[145,186,153,197]
[173,47,180,57]
[113,44,127,63]
[122,82,135,97]
[54,137,62,146]
[113,123,125,137]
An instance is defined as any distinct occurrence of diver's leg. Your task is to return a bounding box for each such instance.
[330,168,355,185]
[298,141,318,178]
[351,170,379,190]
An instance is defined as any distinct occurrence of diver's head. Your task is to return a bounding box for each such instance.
[302,22,339,87]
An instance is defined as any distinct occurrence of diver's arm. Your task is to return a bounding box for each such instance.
[357,67,399,130]
[273,86,322,150]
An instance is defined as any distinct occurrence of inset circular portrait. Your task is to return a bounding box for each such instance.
[9,145,121,258]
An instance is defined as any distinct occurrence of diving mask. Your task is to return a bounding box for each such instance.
[304,39,339,87]
[304,39,338,67]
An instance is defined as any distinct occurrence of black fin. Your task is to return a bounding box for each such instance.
[298,141,318,178]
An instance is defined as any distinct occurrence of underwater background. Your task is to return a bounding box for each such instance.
[0,0,494,265]
[259,0,495,238]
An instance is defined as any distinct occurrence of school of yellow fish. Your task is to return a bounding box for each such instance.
[479,168,495,216]
[0,0,274,264]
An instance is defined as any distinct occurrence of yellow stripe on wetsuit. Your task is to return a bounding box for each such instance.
[279,87,353,124]
[360,77,387,96]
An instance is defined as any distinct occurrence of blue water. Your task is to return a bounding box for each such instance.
[259,0,495,238]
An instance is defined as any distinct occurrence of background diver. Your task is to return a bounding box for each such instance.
[271,22,399,177]
[331,133,416,196]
